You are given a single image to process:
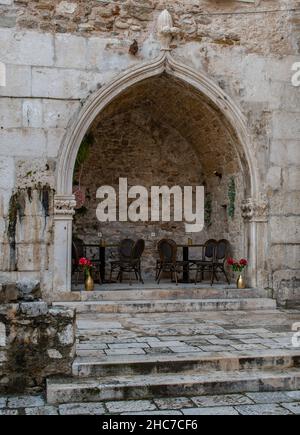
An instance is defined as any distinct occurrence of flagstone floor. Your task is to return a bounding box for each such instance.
[1,390,300,415]
[75,308,300,358]
[2,307,300,415]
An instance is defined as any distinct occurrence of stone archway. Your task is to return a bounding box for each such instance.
[53,52,268,296]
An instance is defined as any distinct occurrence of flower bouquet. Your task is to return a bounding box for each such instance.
[227,258,248,289]
[79,257,95,291]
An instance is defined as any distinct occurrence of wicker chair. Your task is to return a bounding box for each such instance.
[212,239,231,285]
[156,239,187,285]
[194,239,218,285]
[117,239,145,285]
[109,239,135,282]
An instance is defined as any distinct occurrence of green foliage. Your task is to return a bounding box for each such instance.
[228,176,236,219]
[204,193,212,227]
[74,132,94,174]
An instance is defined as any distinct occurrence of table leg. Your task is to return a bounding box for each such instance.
[182,246,189,283]
[100,247,106,282]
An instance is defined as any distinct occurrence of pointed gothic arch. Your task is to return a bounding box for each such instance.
[52,52,268,296]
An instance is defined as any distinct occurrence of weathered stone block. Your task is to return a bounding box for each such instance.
[266,166,282,191]
[283,167,300,191]
[0,303,76,394]
[32,67,103,99]
[270,216,300,244]
[0,29,54,67]
[54,34,87,69]
[43,99,80,128]
[0,99,22,128]
[16,279,41,301]
[0,65,31,98]
[22,100,43,128]
[270,140,300,166]
[272,112,300,140]
[46,128,67,158]
[20,302,48,317]
[0,129,47,157]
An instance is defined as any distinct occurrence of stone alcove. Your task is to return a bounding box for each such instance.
[53,53,268,296]
[72,74,247,279]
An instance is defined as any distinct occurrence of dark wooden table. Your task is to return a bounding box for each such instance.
[84,243,119,283]
[178,244,205,283]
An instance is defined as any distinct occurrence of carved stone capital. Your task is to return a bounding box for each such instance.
[54,195,76,217]
[241,194,269,223]
[157,9,180,51]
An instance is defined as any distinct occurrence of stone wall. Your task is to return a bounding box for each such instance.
[0,0,299,302]
[0,298,75,394]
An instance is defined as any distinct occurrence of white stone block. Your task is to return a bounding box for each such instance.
[270,216,300,244]
[54,34,87,69]
[242,55,280,106]
[56,1,78,15]
[270,140,300,166]
[0,29,54,67]
[46,128,66,158]
[32,67,103,99]
[0,98,22,128]
[86,37,134,73]
[284,168,300,191]
[22,100,43,128]
[48,349,63,359]
[0,156,15,190]
[0,323,6,347]
[0,64,31,97]
[266,166,282,191]
[58,324,74,345]
[0,129,47,157]
[43,99,80,128]
[272,112,300,140]
[270,192,300,216]
[0,0,13,4]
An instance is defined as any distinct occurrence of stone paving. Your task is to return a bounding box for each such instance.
[75,308,300,358]
[3,305,300,415]
[1,391,300,415]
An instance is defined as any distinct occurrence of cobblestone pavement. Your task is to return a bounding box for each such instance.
[0,391,300,415]
[75,308,300,358]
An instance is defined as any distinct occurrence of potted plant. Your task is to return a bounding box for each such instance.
[79,257,95,291]
[227,257,248,289]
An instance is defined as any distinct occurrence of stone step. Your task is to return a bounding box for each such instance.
[72,349,300,378]
[53,298,276,314]
[47,368,300,404]
[69,287,268,302]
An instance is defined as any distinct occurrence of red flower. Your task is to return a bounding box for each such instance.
[240,259,248,266]
[227,258,234,266]
[79,257,88,266]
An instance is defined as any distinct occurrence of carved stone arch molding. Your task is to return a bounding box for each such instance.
[53,50,267,296]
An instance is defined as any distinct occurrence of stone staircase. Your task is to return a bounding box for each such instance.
[46,287,300,406]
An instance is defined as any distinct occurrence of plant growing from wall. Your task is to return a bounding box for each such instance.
[204,193,212,227]
[228,176,236,219]
[74,132,94,184]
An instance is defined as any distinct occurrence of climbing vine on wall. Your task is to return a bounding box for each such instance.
[204,193,212,227]
[228,176,236,219]
[74,132,94,182]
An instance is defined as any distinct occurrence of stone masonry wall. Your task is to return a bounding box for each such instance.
[0,299,75,394]
[0,0,299,302]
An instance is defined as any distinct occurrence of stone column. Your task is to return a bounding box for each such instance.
[53,195,76,294]
[241,195,269,289]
